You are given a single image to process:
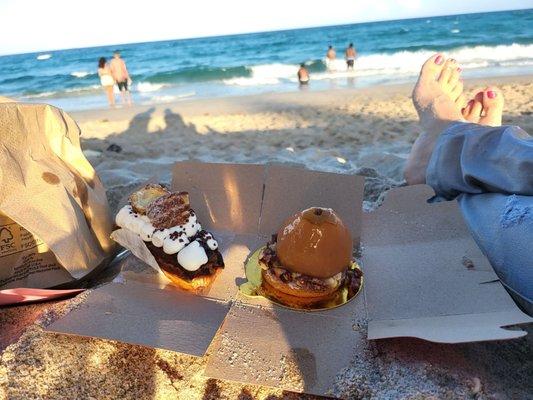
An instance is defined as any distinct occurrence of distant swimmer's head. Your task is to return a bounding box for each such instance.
[300,63,306,68]
[98,57,107,68]
[349,43,353,48]
[114,51,120,58]
[328,45,333,49]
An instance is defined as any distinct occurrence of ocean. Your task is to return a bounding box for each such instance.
[0,9,532,111]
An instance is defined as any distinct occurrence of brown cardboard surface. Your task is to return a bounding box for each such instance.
[205,298,366,396]
[171,161,265,234]
[47,281,230,357]
[362,185,533,342]
[259,164,364,245]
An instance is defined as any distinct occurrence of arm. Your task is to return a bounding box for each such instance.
[122,60,130,79]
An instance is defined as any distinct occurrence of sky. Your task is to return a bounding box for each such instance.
[0,0,530,55]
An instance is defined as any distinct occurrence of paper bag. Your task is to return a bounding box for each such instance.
[0,103,116,289]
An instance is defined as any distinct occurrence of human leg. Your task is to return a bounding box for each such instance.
[104,85,115,107]
[125,89,132,105]
[407,54,533,315]
[458,193,533,315]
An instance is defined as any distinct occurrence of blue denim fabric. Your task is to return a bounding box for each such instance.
[426,122,533,315]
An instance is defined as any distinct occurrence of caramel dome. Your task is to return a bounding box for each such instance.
[276,207,353,278]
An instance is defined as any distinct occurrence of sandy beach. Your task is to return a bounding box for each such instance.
[1,75,533,399]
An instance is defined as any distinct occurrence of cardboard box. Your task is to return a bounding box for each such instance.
[47,162,533,397]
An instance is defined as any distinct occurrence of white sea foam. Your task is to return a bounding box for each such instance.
[323,44,533,80]
[148,92,196,103]
[137,82,165,92]
[71,71,90,78]
[37,54,51,60]
[219,43,533,88]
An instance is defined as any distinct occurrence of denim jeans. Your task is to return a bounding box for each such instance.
[426,122,533,315]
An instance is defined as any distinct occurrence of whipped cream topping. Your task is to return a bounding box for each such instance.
[115,205,218,271]
[178,240,208,271]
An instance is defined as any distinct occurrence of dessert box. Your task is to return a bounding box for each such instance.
[47,161,533,397]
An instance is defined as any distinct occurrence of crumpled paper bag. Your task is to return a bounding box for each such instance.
[0,103,116,289]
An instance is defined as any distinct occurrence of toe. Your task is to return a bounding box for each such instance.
[448,65,461,85]
[419,53,446,81]
[462,93,484,123]
[455,92,467,110]
[450,79,464,103]
[462,99,479,122]
[479,87,504,126]
[470,97,484,120]
[437,59,455,85]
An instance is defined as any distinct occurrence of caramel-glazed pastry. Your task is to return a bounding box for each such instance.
[115,184,224,291]
[259,207,362,306]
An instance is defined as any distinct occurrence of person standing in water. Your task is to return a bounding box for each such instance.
[110,51,132,105]
[326,45,336,71]
[98,57,115,108]
[297,63,310,86]
[345,43,357,70]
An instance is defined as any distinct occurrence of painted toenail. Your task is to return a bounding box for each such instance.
[476,92,484,98]
[434,55,444,65]
[487,91,497,99]
[457,67,462,73]
[468,99,474,105]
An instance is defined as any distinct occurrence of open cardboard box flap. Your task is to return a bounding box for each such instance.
[361,184,532,342]
[47,162,532,396]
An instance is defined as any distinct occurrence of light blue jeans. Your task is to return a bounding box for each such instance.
[427,122,533,315]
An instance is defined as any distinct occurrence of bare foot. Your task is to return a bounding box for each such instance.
[405,54,466,185]
[462,87,504,126]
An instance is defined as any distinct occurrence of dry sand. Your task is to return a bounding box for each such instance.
[1,76,532,399]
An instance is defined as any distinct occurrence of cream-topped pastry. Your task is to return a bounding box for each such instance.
[114,184,224,292]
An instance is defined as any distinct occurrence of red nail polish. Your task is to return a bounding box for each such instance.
[457,67,462,73]
[468,99,474,105]
[487,91,497,99]
[434,55,444,65]
[476,92,484,98]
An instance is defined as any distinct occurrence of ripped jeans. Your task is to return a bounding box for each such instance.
[426,122,533,315]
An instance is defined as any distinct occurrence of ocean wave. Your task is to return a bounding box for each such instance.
[37,54,52,60]
[23,85,101,99]
[147,65,250,84]
[316,43,533,79]
[224,63,296,86]
[219,43,533,86]
[137,82,165,92]
[146,92,196,103]
[71,71,91,78]
[22,91,58,99]
[8,42,532,104]
[64,85,101,93]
